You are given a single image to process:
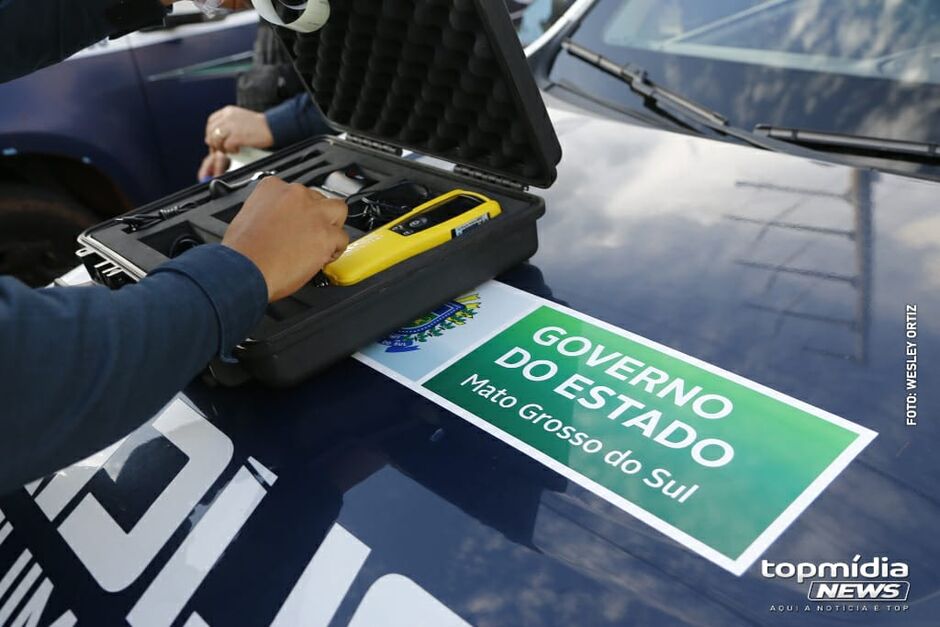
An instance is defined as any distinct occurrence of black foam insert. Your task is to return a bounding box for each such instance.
[281,0,561,188]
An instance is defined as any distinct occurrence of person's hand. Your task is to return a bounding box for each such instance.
[205,106,274,154]
[222,178,349,302]
[197,151,231,181]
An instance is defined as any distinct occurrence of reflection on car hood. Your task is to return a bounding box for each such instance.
[2,105,938,626]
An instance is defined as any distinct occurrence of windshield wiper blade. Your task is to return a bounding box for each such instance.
[561,39,729,130]
[558,39,840,160]
[755,125,940,161]
[559,39,796,154]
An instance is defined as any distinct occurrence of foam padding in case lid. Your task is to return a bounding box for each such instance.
[281,0,561,188]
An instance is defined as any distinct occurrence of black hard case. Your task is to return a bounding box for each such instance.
[77,0,561,386]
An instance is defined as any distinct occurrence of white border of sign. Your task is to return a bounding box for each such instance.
[355,282,877,576]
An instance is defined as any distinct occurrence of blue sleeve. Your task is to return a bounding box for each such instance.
[0,0,168,84]
[0,244,268,494]
[265,93,334,149]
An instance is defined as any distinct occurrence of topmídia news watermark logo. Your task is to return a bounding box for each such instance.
[762,556,910,614]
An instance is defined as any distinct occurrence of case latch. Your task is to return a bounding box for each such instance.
[346,133,404,156]
[453,165,528,192]
[77,246,133,289]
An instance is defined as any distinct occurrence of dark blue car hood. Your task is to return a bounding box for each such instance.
[1,106,938,626]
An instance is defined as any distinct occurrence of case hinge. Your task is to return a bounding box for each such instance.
[346,133,403,156]
[453,165,528,192]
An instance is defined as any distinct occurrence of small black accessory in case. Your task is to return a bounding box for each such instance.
[345,181,432,231]
[78,0,562,386]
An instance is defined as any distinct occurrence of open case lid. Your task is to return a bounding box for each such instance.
[269,0,562,189]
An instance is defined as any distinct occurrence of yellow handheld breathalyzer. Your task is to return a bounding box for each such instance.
[323,190,501,286]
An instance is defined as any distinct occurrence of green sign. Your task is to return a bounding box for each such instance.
[424,305,875,574]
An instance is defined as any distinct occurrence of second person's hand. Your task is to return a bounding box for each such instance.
[205,106,275,154]
[197,150,231,181]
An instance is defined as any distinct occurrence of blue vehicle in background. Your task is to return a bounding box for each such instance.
[0,2,258,286]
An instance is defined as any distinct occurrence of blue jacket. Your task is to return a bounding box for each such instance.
[0,246,268,495]
[1,0,269,495]
[0,0,168,84]
[265,93,334,149]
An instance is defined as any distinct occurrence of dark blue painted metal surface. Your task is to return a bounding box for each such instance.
[0,20,257,206]
[0,47,166,204]
[2,102,937,625]
[130,23,259,195]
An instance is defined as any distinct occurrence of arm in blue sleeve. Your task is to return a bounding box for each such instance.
[0,244,268,494]
[265,93,334,149]
[0,0,168,84]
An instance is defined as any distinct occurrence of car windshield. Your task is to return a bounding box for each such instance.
[551,0,940,146]
[511,0,578,46]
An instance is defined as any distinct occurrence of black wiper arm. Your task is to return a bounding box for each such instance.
[755,125,940,161]
[561,39,728,131]
[559,39,837,160]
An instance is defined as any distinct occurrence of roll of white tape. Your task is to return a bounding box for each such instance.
[253,0,330,33]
